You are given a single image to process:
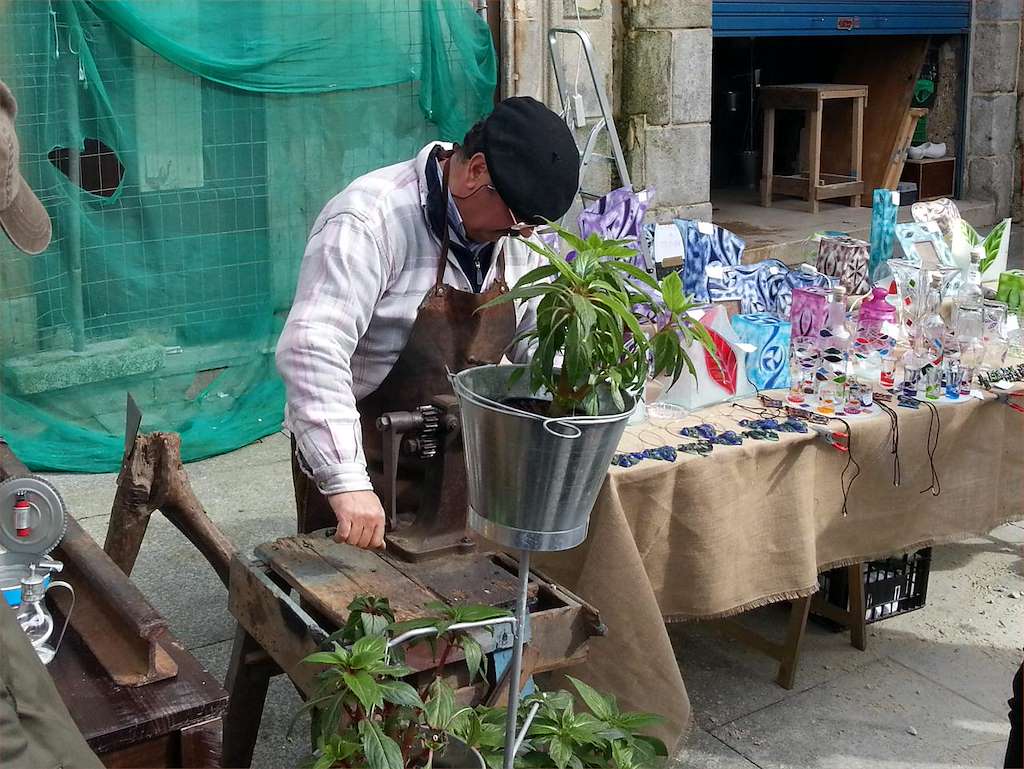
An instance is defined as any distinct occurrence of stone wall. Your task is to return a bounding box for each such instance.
[967,0,1023,219]
[620,0,713,222]
[499,0,618,223]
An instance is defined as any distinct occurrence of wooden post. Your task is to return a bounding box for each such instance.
[807,99,823,214]
[222,626,275,769]
[775,596,812,690]
[104,432,234,588]
[847,562,867,651]
[851,95,865,207]
[761,107,775,207]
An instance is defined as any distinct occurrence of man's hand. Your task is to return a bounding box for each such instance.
[327,490,386,550]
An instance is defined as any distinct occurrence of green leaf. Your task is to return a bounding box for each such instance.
[424,678,456,730]
[979,218,1010,274]
[378,680,423,709]
[361,612,391,640]
[570,292,598,334]
[462,635,485,682]
[634,734,669,758]
[302,651,345,667]
[614,712,664,731]
[659,271,687,315]
[567,676,616,721]
[448,605,513,623]
[608,261,660,292]
[514,263,561,286]
[358,719,404,769]
[549,736,575,769]
[387,617,439,635]
[611,740,636,769]
[342,670,383,713]
[349,635,388,669]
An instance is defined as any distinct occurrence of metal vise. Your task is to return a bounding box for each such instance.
[376,395,475,562]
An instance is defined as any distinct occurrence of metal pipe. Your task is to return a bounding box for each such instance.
[502,550,530,769]
[512,701,540,756]
[386,616,516,650]
[62,45,86,352]
[500,0,515,98]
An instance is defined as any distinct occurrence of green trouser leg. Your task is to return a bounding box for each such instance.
[0,603,102,769]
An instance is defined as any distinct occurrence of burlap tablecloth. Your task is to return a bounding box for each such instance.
[535,393,1023,746]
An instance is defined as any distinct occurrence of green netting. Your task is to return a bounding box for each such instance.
[0,0,496,472]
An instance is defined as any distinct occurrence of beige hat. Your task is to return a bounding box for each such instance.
[0,80,51,255]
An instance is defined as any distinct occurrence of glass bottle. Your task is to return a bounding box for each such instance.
[960,337,984,396]
[817,286,851,413]
[902,349,923,399]
[953,249,985,340]
[918,276,946,400]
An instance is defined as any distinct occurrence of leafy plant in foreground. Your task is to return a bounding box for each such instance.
[294,596,667,769]
[483,221,713,416]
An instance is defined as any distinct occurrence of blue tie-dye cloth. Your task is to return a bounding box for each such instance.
[708,259,835,317]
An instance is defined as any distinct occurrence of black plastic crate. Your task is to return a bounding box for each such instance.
[814,548,932,627]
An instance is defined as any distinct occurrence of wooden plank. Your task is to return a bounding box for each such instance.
[759,89,819,111]
[227,555,323,697]
[51,625,227,756]
[180,717,223,769]
[98,733,175,769]
[382,551,536,611]
[881,108,928,191]
[772,175,812,197]
[761,107,775,207]
[819,173,858,184]
[816,181,865,200]
[826,37,928,204]
[257,535,440,626]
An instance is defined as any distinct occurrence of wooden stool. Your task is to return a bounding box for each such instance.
[760,83,868,212]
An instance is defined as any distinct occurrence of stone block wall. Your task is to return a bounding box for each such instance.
[967,1,1023,219]
[620,0,713,222]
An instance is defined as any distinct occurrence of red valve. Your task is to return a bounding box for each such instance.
[13,493,31,537]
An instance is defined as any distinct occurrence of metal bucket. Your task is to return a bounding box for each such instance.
[451,365,635,552]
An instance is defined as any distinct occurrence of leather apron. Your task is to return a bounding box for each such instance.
[293,156,517,533]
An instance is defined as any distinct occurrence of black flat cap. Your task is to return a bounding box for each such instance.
[482,97,580,224]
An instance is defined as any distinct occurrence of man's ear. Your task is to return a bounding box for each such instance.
[464,151,489,188]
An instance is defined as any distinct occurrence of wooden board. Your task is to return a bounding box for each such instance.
[881,108,928,191]
[382,551,537,610]
[256,535,439,626]
[50,622,227,757]
[821,36,929,202]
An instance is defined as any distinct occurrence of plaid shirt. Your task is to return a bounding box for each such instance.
[276,143,544,496]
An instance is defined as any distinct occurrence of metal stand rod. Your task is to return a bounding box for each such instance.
[502,549,531,769]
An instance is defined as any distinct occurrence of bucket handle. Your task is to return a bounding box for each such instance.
[542,418,583,439]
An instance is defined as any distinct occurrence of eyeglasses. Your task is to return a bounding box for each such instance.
[481,185,554,237]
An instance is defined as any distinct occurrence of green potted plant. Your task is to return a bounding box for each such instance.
[450,222,711,552]
[294,596,667,769]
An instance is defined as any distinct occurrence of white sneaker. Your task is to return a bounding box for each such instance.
[908,144,927,160]
[922,142,946,158]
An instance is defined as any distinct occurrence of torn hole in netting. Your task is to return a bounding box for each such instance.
[48,138,124,198]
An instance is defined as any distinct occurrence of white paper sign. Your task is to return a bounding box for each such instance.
[705,264,726,280]
[653,223,685,265]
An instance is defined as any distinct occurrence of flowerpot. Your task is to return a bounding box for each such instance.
[451,365,635,552]
[434,736,486,769]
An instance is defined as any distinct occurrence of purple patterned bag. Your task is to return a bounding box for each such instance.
[577,186,654,268]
